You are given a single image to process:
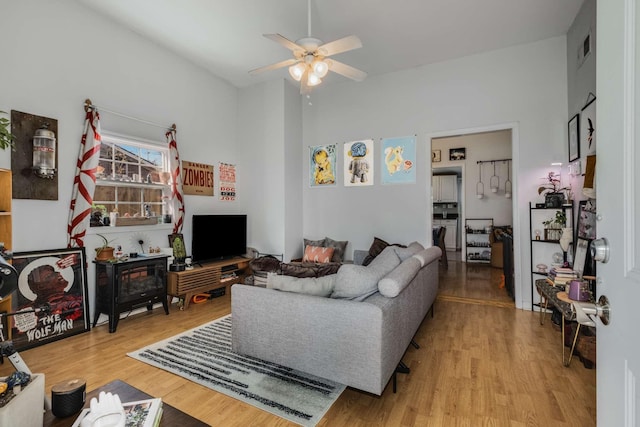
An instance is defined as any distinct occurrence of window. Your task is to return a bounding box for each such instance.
[92,133,170,224]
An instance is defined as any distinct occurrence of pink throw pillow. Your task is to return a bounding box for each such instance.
[302,245,335,263]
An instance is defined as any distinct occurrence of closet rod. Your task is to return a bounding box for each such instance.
[84,99,175,131]
[476,158,511,164]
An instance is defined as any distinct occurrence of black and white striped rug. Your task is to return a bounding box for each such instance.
[127,315,345,426]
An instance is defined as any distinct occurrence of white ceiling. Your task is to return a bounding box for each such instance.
[76,0,585,89]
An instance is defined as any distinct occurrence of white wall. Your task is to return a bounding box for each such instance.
[238,79,303,261]
[303,36,570,310]
[1,1,240,311]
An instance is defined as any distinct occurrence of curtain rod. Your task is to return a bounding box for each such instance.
[84,99,176,131]
[476,158,511,164]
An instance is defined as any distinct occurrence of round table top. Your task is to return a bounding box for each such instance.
[556,291,572,304]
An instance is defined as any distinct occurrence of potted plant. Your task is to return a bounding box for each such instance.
[0,111,15,150]
[538,172,569,208]
[95,234,116,261]
[542,210,566,240]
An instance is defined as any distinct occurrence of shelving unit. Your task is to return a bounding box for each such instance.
[465,218,493,263]
[529,202,573,307]
[0,169,12,253]
[167,256,250,310]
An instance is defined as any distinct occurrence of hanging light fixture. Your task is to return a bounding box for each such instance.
[490,161,499,193]
[476,163,484,199]
[504,160,512,198]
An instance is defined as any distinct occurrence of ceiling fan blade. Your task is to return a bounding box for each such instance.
[264,33,305,53]
[249,58,299,75]
[318,35,362,57]
[328,60,367,82]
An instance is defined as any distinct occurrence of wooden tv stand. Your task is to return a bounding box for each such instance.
[167,256,250,310]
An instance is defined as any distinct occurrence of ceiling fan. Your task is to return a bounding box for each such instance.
[249,0,367,94]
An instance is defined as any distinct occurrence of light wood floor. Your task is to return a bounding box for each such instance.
[1,255,596,426]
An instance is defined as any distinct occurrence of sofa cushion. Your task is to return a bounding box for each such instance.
[324,237,348,263]
[331,246,401,301]
[266,272,336,297]
[303,237,327,252]
[378,256,421,297]
[362,237,389,266]
[302,245,335,263]
[393,241,425,261]
[412,246,443,267]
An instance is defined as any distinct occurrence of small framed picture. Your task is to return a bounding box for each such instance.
[432,149,441,163]
[568,113,580,162]
[168,233,184,248]
[449,147,466,161]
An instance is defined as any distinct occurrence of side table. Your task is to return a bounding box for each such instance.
[43,379,208,426]
[535,279,594,367]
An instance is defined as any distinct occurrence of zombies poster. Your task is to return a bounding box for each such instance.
[9,248,89,351]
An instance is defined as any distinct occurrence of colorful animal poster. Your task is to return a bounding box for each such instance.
[344,139,374,187]
[310,144,336,187]
[381,136,416,184]
[219,162,236,201]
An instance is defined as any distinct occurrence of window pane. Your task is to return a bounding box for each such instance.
[94,185,115,201]
[118,186,141,202]
[140,148,163,167]
[118,204,142,217]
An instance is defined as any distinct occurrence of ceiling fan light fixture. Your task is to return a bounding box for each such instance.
[307,72,322,86]
[289,62,305,81]
[312,59,329,78]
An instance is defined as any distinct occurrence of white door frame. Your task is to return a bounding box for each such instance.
[427,122,521,306]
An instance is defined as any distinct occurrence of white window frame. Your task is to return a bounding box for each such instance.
[92,132,171,225]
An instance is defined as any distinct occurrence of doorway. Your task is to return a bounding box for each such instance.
[431,128,515,305]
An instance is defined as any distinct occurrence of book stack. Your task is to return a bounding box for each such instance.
[73,397,163,427]
[547,267,578,286]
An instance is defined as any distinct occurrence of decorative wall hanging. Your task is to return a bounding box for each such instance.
[449,147,466,161]
[381,136,416,185]
[181,160,214,196]
[310,144,336,187]
[577,199,597,240]
[9,247,90,351]
[11,110,59,200]
[68,103,101,248]
[219,162,236,201]
[344,139,374,187]
[568,113,580,162]
[432,149,441,163]
[580,96,596,159]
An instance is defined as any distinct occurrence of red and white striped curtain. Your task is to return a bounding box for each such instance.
[166,127,185,234]
[67,106,102,248]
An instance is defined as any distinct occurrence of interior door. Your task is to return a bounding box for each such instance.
[597,2,640,424]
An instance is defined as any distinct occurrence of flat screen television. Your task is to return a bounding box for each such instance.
[191,214,247,263]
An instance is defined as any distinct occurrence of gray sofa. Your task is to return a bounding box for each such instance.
[231,245,441,395]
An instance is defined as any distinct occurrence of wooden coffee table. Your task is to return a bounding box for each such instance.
[43,379,208,426]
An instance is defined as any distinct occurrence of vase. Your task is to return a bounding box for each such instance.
[559,228,573,252]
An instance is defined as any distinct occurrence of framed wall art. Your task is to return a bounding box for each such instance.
[449,147,466,161]
[9,247,90,351]
[577,199,597,240]
[432,149,441,163]
[568,113,580,162]
[580,97,596,159]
